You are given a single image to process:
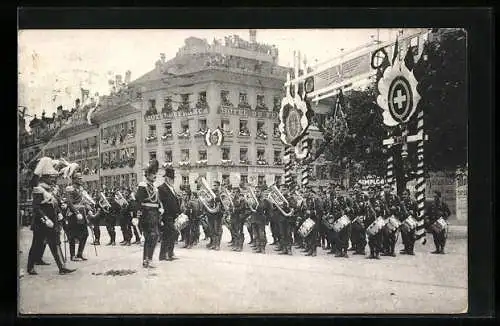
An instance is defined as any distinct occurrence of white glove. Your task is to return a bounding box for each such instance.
[76,213,83,221]
[132,218,139,226]
[160,221,164,227]
[57,213,64,221]
[45,219,54,228]
[159,207,165,215]
[136,210,142,217]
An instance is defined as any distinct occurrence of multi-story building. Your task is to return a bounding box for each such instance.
[132,31,291,190]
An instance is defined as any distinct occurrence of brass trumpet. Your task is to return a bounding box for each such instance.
[220,187,234,212]
[268,184,294,217]
[81,189,96,207]
[99,192,111,213]
[243,186,259,212]
[197,177,220,214]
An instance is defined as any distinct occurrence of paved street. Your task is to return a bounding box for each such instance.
[18,224,467,314]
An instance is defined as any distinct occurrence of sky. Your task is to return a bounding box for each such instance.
[18,28,413,126]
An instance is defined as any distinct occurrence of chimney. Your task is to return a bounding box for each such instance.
[249,29,257,43]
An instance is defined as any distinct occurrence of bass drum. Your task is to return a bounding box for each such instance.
[332,215,351,232]
[298,218,315,237]
[429,217,447,234]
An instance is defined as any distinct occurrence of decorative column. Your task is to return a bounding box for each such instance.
[414,108,426,243]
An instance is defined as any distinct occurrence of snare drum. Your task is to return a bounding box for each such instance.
[366,217,386,237]
[333,215,351,232]
[401,216,417,233]
[174,213,189,232]
[298,218,315,237]
[385,216,402,233]
[351,216,365,230]
[430,217,447,234]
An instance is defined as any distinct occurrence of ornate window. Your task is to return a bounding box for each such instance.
[181,149,190,162]
[257,149,267,165]
[179,94,190,111]
[162,122,173,139]
[273,123,280,138]
[256,121,267,139]
[238,92,250,109]
[149,151,157,161]
[275,175,282,185]
[273,96,281,112]
[239,120,250,136]
[256,94,267,110]
[240,175,248,185]
[274,150,282,165]
[146,124,157,142]
[164,150,173,163]
[220,90,231,106]
[198,150,207,161]
[222,174,230,186]
[239,148,249,164]
[222,147,230,161]
[162,96,173,113]
[258,175,265,187]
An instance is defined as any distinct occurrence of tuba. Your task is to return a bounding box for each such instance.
[114,191,128,208]
[99,192,111,213]
[243,186,259,212]
[220,187,234,212]
[81,189,96,207]
[197,177,220,214]
[268,184,294,217]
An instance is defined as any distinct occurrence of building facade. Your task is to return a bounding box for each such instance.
[133,32,290,190]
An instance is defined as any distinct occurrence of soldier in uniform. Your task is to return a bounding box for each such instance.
[158,165,182,260]
[399,188,418,255]
[366,186,385,259]
[184,190,201,248]
[317,187,329,250]
[332,185,350,258]
[126,188,142,244]
[380,184,402,257]
[276,185,295,255]
[427,191,451,254]
[135,159,161,268]
[65,168,92,261]
[326,185,341,255]
[231,187,246,252]
[27,157,75,275]
[350,188,368,255]
[252,187,269,254]
[101,189,117,246]
[205,181,223,250]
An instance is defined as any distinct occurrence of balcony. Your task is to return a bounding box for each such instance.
[239,159,250,165]
[237,102,251,110]
[177,130,191,140]
[238,130,251,138]
[194,129,208,138]
[145,135,158,145]
[222,129,234,137]
[160,133,174,142]
[178,161,191,169]
[195,159,208,167]
[255,104,269,111]
[220,159,234,166]
[256,131,268,140]
[256,159,269,166]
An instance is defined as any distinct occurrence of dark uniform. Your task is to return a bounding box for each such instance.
[65,184,91,261]
[380,188,402,256]
[157,178,181,260]
[399,189,418,255]
[184,193,201,248]
[350,193,368,255]
[206,185,223,250]
[252,190,269,253]
[367,191,385,259]
[276,188,295,255]
[427,191,451,254]
[127,190,141,244]
[333,194,350,258]
[135,160,161,268]
[231,189,247,252]
[27,158,75,275]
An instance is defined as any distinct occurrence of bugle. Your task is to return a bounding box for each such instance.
[99,192,111,213]
[243,186,259,212]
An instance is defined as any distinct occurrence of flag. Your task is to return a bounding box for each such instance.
[391,36,399,65]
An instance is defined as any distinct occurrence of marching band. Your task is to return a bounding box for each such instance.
[25,156,451,275]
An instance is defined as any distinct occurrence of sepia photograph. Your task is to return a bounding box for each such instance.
[18,27,468,314]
